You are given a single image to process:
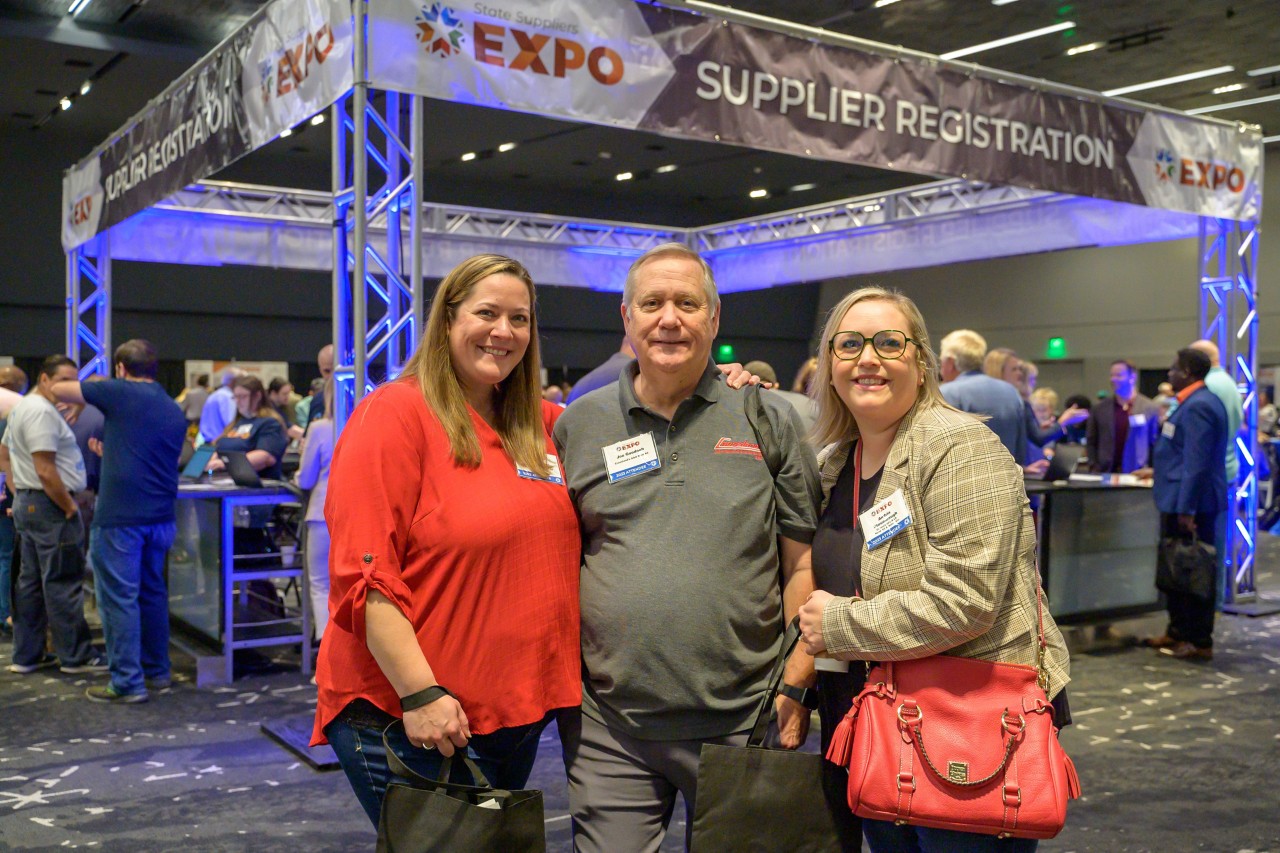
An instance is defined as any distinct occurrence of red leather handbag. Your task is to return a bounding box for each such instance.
[824,590,1080,839]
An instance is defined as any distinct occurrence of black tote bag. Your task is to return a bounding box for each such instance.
[1156,534,1217,603]
[690,618,845,853]
[375,723,546,853]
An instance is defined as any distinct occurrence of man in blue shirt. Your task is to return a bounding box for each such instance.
[938,329,1029,465]
[52,340,188,703]
[198,368,239,443]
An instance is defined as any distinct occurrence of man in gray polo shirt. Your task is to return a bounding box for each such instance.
[553,243,820,851]
[0,355,104,675]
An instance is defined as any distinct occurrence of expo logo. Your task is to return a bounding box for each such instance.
[259,22,338,103]
[416,3,465,57]
[419,4,623,86]
[70,195,93,226]
[1157,147,1246,194]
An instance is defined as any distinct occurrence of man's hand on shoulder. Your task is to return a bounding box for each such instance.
[716,363,768,390]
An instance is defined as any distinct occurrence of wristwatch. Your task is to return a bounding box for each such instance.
[778,683,819,710]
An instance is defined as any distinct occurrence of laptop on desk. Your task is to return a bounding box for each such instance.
[216,449,263,488]
[1026,443,1084,482]
[179,444,217,481]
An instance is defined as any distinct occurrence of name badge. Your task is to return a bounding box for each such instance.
[516,453,565,485]
[602,433,661,483]
[1130,413,1147,427]
[859,488,912,550]
[232,424,252,439]
[1162,421,1176,439]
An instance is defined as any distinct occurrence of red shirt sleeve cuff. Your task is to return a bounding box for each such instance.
[332,566,415,645]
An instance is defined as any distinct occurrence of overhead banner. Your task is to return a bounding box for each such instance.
[62,0,352,251]
[367,0,1262,221]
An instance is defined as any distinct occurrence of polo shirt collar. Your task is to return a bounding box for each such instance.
[1175,380,1205,404]
[618,358,723,414]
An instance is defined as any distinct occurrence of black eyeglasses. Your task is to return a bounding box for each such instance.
[829,330,917,361]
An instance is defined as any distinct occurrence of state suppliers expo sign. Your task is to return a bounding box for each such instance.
[366,0,1262,221]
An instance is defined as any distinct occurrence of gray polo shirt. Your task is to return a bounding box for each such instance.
[554,360,819,741]
[1,394,87,493]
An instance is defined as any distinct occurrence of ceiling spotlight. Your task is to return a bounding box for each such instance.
[616,172,634,181]
[1066,42,1103,56]
[310,113,325,126]
[749,188,768,198]
[460,152,477,162]
[79,80,91,96]
[654,164,678,174]
[992,0,1021,5]
[279,127,293,138]
[67,0,94,16]
[1102,65,1234,97]
[940,21,1075,61]
[497,142,517,153]
[1212,83,1246,95]
[873,0,901,7]
[60,97,72,111]
[789,183,817,192]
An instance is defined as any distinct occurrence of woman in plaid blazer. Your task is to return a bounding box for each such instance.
[797,286,1070,853]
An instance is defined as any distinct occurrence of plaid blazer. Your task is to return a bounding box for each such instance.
[817,403,1070,698]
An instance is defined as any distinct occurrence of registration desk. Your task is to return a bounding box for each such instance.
[168,483,311,685]
[1025,475,1162,625]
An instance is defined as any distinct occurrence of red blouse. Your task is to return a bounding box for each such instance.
[311,382,581,743]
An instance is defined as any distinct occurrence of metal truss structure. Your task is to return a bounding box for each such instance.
[65,232,112,379]
[694,181,1056,252]
[329,65,425,430]
[1200,216,1270,613]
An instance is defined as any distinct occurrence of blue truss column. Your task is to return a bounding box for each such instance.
[1200,216,1263,613]
[65,232,111,378]
[333,4,424,435]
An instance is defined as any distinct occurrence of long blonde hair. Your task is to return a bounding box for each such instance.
[811,286,953,448]
[400,254,548,475]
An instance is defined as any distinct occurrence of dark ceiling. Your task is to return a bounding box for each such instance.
[1,0,1276,226]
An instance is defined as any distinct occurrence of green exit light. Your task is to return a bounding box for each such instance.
[1045,337,1068,360]
[716,343,736,363]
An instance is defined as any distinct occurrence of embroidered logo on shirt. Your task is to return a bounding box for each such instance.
[713,438,762,460]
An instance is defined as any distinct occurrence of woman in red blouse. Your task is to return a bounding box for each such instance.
[311,254,581,829]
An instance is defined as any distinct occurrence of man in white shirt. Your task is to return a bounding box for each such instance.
[0,355,105,675]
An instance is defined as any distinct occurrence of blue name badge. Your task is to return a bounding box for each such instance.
[516,453,565,485]
[602,432,661,484]
[859,489,913,550]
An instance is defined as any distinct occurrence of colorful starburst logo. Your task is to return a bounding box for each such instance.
[1154,148,1177,182]
[416,4,464,57]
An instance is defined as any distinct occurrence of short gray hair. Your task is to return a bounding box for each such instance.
[939,329,987,374]
[622,243,719,319]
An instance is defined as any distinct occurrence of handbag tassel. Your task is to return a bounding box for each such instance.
[1065,753,1081,800]
[825,710,857,767]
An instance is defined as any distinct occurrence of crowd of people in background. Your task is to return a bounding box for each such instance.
[0,343,335,700]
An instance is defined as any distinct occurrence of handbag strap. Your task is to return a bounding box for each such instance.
[746,615,804,747]
[381,720,504,795]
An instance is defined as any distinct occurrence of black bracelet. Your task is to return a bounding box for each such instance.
[399,685,453,713]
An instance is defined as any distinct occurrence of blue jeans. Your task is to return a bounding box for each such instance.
[0,511,15,625]
[863,820,1038,852]
[90,522,176,695]
[325,710,551,830]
